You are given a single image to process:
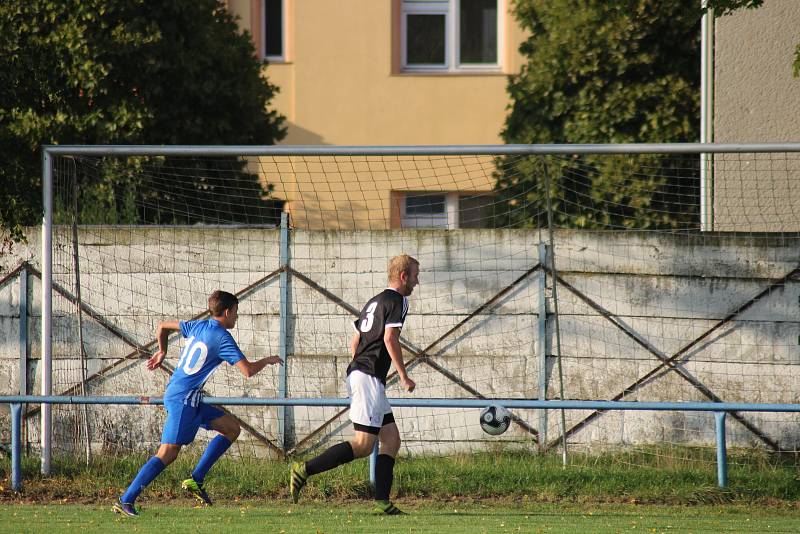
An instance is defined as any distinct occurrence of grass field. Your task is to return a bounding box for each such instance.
[4,448,799,504]
[1,501,799,534]
[2,448,799,532]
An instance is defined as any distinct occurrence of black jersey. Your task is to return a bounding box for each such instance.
[346,288,409,384]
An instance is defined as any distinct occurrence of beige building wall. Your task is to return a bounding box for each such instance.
[253,154,500,229]
[227,0,527,229]
[713,1,800,231]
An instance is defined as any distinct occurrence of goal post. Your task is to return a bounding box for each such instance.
[34,143,800,474]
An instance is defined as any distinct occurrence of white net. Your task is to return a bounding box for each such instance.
[22,147,800,468]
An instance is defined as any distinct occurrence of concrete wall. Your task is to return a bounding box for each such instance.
[1,227,799,458]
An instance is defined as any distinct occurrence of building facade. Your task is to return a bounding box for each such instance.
[225,0,527,229]
[712,1,800,232]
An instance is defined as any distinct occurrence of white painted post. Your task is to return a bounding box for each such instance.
[41,150,52,475]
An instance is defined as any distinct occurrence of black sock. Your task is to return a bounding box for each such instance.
[374,454,395,501]
[305,442,354,476]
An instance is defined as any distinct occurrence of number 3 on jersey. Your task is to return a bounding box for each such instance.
[177,336,208,375]
[359,301,378,333]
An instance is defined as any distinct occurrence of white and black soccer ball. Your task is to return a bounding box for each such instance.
[479,404,511,436]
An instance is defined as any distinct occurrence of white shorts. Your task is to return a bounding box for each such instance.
[347,370,393,429]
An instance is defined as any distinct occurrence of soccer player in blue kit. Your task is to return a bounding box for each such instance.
[113,290,281,517]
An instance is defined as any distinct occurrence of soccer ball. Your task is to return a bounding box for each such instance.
[479,404,511,436]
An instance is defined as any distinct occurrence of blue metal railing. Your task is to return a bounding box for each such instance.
[5,396,800,492]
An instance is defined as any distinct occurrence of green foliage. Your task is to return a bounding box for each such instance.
[505,1,701,146]
[0,0,286,243]
[706,0,764,17]
[497,1,702,230]
[3,448,799,503]
[795,42,800,78]
[56,156,284,227]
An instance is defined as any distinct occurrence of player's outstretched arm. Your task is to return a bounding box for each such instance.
[234,356,282,378]
[147,320,181,370]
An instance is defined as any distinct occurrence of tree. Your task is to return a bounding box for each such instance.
[707,0,763,15]
[0,0,286,245]
[496,0,702,230]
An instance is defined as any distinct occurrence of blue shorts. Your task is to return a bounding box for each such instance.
[161,399,225,445]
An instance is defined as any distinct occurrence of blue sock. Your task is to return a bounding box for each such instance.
[121,457,166,504]
[191,435,232,484]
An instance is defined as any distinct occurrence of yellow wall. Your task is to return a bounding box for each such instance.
[251,155,502,229]
[229,0,527,229]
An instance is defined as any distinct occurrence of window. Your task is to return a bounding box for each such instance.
[402,193,449,228]
[406,14,446,65]
[458,193,492,228]
[401,0,500,72]
[459,0,498,64]
[263,0,284,61]
[400,192,493,228]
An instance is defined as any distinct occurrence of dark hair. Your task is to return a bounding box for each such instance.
[208,290,238,317]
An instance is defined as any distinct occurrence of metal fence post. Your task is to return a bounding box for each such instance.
[369,441,379,490]
[19,266,27,398]
[278,212,291,451]
[537,243,548,450]
[714,411,728,488]
[16,268,28,488]
[41,149,52,475]
[11,403,22,491]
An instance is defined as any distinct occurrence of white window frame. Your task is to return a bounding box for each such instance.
[401,1,450,71]
[401,192,459,229]
[401,0,502,73]
[262,0,285,62]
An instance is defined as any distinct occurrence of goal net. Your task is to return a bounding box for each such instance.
[22,146,800,469]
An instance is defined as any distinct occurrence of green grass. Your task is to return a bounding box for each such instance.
[1,448,799,533]
[2,447,799,505]
[1,502,799,534]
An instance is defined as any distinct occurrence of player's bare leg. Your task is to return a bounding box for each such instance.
[155,443,182,465]
[291,430,376,503]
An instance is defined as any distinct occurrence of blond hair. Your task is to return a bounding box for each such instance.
[388,254,419,283]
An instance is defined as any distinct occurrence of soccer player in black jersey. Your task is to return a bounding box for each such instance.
[290,254,419,515]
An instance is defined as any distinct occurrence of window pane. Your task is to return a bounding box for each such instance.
[459,0,497,64]
[407,14,446,65]
[401,214,449,228]
[265,0,283,57]
[459,194,492,228]
[406,194,446,215]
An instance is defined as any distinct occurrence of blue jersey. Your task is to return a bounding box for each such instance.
[164,319,245,405]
